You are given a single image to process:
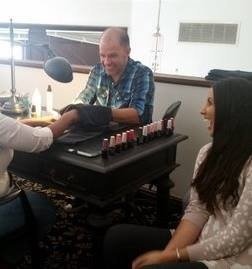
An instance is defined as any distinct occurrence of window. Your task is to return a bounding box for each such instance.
[0,27,26,59]
[0,23,109,67]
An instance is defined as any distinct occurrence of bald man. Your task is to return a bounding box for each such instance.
[73,27,155,125]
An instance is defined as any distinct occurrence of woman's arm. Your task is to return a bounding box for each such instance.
[20,115,57,127]
[132,189,209,269]
[48,109,78,138]
[132,145,211,268]
[132,220,200,269]
[0,110,78,152]
[164,219,202,252]
[186,162,252,261]
[21,110,79,138]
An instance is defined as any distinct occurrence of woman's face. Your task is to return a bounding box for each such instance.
[201,88,215,136]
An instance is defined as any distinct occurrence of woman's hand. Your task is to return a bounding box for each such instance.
[132,249,177,269]
[20,116,57,127]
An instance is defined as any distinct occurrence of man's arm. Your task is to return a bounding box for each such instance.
[111,107,140,124]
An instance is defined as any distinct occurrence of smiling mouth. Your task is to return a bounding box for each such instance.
[203,119,212,129]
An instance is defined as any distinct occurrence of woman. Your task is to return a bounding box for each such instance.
[0,109,79,265]
[103,78,252,269]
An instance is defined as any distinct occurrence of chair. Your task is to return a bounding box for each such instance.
[141,100,183,227]
[0,174,56,268]
[162,100,182,120]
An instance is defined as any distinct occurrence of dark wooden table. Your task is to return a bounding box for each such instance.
[9,132,188,225]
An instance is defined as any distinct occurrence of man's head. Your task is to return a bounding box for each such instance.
[99,27,130,82]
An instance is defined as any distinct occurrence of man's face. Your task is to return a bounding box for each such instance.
[99,40,129,81]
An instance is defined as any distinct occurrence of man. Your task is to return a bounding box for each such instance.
[26,28,154,130]
[72,27,155,126]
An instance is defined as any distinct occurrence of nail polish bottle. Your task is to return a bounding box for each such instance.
[109,136,116,155]
[121,132,127,150]
[101,138,109,159]
[115,134,122,153]
[137,127,143,145]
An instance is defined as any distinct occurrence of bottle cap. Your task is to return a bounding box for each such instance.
[31,104,36,112]
[47,85,52,92]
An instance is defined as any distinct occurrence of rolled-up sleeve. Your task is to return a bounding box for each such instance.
[129,68,155,117]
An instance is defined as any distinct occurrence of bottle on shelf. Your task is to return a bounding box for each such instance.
[31,88,41,117]
[31,104,37,118]
[46,84,53,113]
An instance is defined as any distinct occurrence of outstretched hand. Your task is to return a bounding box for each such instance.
[132,250,171,269]
[20,115,57,127]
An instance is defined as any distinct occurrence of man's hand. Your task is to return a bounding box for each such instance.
[132,250,176,269]
[59,104,112,130]
[20,116,57,127]
[59,104,85,115]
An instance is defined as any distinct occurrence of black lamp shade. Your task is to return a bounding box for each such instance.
[44,57,73,83]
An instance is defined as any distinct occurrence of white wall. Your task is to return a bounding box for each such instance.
[2,0,251,77]
[153,83,210,197]
[0,64,88,109]
[2,0,131,26]
[129,0,252,76]
[0,64,210,198]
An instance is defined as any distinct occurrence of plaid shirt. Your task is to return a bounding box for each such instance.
[74,58,155,124]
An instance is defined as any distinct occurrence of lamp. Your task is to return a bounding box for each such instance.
[44,56,73,83]
[0,19,28,115]
[0,19,73,116]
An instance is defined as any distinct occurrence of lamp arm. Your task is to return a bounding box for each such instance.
[10,18,16,95]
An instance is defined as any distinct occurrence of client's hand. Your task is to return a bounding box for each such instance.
[20,115,58,127]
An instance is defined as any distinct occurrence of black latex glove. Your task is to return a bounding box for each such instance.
[60,103,112,130]
[59,103,84,115]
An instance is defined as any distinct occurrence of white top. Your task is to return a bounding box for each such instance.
[184,144,252,269]
[0,113,53,197]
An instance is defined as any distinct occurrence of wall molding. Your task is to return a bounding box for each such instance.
[0,59,212,88]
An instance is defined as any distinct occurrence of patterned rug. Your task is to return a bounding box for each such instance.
[13,177,182,269]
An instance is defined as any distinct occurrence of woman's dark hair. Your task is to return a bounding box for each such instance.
[192,78,252,214]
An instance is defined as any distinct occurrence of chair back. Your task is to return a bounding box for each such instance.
[162,101,182,120]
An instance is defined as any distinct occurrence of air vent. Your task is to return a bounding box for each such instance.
[178,23,238,44]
